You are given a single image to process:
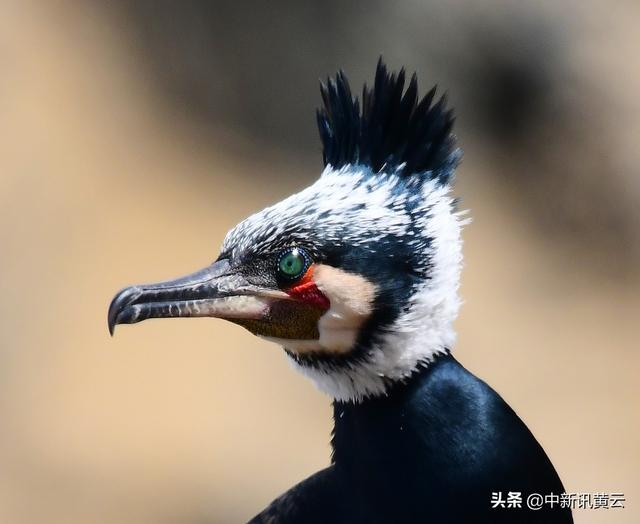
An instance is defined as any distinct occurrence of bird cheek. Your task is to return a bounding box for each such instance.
[312,264,377,354]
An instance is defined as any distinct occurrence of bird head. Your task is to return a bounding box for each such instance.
[108,60,465,401]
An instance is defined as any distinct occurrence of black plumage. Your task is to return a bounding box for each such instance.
[317,58,458,179]
[250,353,572,523]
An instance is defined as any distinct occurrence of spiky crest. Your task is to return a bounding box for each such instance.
[316,58,459,181]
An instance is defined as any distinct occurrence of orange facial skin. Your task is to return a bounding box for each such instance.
[285,265,331,311]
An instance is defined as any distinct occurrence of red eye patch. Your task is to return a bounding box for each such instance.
[285,265,330,310]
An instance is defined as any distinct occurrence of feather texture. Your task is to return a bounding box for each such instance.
[317,58,459,181]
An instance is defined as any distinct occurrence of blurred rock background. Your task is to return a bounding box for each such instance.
[0,1,638,523]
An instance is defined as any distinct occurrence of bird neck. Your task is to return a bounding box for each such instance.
[330,351,454,467]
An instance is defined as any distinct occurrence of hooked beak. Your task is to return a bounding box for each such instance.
[107,258,288,336]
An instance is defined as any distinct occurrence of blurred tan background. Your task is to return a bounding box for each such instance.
[0,1,638,523]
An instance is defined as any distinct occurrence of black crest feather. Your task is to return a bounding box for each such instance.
[317,58,458,180]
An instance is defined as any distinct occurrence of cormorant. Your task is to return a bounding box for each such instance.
[108,60,573,523]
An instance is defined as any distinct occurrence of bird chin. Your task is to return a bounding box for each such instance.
[258,326,359,356]
[261,337,324,353]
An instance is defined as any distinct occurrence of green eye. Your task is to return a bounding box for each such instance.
[278,248,308,280]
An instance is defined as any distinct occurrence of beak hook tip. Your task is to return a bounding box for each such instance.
[108,285,141,337]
